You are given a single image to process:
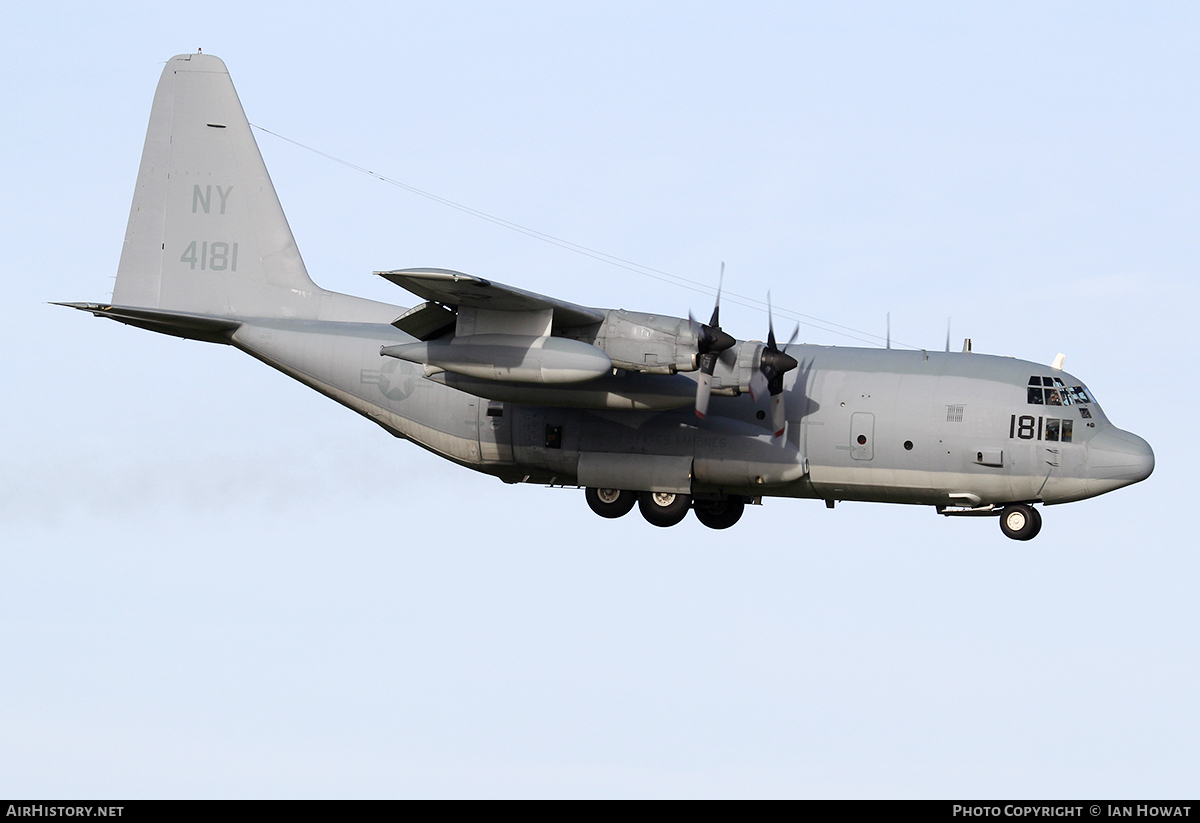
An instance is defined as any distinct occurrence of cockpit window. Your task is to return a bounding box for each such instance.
[1027,376,1094,406]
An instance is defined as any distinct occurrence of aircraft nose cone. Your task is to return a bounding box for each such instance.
[1087,427,1154,486]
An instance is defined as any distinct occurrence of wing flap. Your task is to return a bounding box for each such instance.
[391,301,457,340]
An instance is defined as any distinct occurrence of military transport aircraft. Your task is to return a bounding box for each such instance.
[61,53,1154,540]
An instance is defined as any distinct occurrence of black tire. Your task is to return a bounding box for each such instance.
[693,497,746,530]
[999,504,1040,541]
[638,491,692,527]
[585,487,637,519]
[1027,505,1042,539]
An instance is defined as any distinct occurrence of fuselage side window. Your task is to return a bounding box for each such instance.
[1010,415,1075,442]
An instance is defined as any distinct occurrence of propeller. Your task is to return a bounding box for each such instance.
[690,264,736,418]
[748,293,799,438]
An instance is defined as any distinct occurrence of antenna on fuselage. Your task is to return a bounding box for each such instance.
[945,319,951,352]
[886,313,891,350]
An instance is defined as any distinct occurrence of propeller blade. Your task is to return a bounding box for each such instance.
[690,265,736,418]
[695,371,713,418]
[709,262,724,328]
[748,370,767,402]
[771,392,786,438]
[751,292,799,438]
[766,291,777,351]
[783,324,799,353]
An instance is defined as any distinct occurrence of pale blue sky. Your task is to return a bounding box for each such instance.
[2,1,1196,797]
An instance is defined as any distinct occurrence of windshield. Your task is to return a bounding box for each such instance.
[1026,375,1095,407]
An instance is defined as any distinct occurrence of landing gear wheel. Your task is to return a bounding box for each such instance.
[585,487,637,519]
[638,491,692,527]
[693,497,746,530]
[999,504,1042,541]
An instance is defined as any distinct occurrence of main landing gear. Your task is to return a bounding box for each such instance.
[999,503,1042,541]
[585,486,637,519]
[692,496,746,530]
[584,487,746,529]
[638,491,692,527]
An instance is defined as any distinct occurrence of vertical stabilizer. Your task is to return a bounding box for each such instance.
[115,53,323,319]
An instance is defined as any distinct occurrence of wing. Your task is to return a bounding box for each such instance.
[377,268,605,334]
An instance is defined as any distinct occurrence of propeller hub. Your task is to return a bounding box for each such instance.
[700,326,736,355]
[760,347,797,377]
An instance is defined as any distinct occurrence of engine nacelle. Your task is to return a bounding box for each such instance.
[591,310,699,374]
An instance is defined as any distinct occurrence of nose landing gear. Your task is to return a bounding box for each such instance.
[999,504,1042,541]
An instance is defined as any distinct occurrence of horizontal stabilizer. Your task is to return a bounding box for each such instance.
[53,302,240,343]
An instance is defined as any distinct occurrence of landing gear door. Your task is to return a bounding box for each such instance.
[850,412,874,461]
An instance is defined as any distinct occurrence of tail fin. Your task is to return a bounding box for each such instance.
[114,53,321,319]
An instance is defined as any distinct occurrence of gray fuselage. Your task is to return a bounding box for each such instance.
[229,315,1153,509]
